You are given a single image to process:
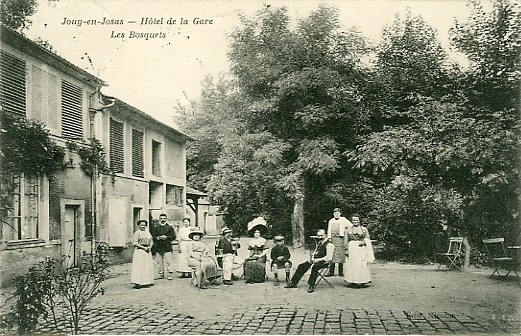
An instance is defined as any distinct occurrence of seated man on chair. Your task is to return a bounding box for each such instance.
[216,227,244,285]
[285,229,334,293]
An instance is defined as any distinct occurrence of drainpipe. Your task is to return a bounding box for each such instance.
[89,88,115,253]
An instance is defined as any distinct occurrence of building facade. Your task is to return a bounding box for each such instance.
[0,26,191,284]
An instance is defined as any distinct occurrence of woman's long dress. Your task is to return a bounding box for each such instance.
[244,238,267,283]
[344,226,374,284]
[131,230,154,286]
[177,226,193,274]
[187,241,218,281]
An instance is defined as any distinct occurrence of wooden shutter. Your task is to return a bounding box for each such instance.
[132,129,144,178]
[110,118,124,173]
[0,51,26,118]
[61,80,83,139]
[31,65,44,122]
[31,66,59,129]
[47,73,58,129]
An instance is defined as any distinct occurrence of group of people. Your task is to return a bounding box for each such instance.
[130,208,374,293]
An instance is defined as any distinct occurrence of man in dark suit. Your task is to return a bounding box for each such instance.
[151,214,176,280]
[285,229,334,293]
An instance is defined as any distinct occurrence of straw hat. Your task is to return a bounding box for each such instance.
[188,228,204,239]
[221,227,232,235]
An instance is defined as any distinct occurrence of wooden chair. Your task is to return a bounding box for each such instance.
[314,264,334,288]
[483,238,520,280]
[435,237,463,271]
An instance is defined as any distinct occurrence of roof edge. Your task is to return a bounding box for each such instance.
[108,96,195,142]
[1,24,107,87]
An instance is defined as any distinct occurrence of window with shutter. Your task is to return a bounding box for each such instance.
[31,65,44,121]
[110,118,124,173]
[132,129,144,178]
[0,51,26,118]
[47,73,58,129]
[31,66,59,130]
[166,185,183,206]
[152,140,161,176]
[61,80,83,139]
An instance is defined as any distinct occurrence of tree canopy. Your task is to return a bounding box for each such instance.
[177,0,520,261]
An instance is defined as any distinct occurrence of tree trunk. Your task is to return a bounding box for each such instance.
[463,236,471,268]
[291,178,305,249]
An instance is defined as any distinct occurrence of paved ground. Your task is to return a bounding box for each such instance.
[37,305,510,335]
[4,237,520,335]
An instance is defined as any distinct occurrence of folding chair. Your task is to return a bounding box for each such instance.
[314,264,334,288]
[435,237,463,271]
[483,238,520,280]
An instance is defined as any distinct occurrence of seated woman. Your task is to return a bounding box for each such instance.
[186,228,218,289]
[270,235,292,285]
[244,224,269,284]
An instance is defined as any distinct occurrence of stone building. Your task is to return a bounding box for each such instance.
[0,25,192,284]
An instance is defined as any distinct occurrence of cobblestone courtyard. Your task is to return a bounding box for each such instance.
[37,305,512,335]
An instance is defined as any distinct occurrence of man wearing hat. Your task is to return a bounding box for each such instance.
[327,208,352,277]
[270,235,292,285]
[216,227,243,285]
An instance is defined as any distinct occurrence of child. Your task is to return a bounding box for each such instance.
[270,235,292,285]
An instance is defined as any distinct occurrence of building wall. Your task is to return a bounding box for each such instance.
[0,40,99,285]
[0,244,62,286]
[165,138,184,179]
[1,33,189,282]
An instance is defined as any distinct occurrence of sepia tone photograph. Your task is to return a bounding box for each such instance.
[0,0,519,334]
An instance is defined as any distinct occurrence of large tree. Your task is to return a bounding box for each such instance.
[348,0,520,262]
[228,5,370,246]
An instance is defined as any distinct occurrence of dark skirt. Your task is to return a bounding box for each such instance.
[244,256,266,283]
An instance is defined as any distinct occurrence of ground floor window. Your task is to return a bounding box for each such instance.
[4,174,40,241]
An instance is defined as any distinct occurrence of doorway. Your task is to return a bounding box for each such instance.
[133,207,142,231]
[63,204,81,266]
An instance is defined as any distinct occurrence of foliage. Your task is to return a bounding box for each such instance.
[225,4,371,246]
[180,0,520,262]
[375,10,450,114]
[0,0,38,31]
[176,75,245,191]
[450,0,521,113]
[0,112,66,223]
[75,138,110,177]
[9,243,110,334]
[33,37,57,54]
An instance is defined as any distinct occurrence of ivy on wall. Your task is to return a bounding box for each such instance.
[0,112,66,219]
[67,138,110,177]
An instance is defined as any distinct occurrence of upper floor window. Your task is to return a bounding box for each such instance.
[109,118,124,173]
[152,140,161,177]
[61,80,83,139]
[132,129,144,178]
[31,65,58,130]
[166,185,183,206]
[0,51,26,119]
